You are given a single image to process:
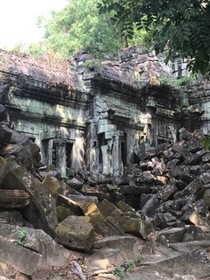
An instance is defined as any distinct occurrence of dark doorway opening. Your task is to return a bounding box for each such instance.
[121,140,127,166]
[42,139,49,165]
[98,133,107,164]
[66,142,73,169]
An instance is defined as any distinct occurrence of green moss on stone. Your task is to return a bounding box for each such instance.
[98,199,122,218]
[42,176,63,198]
[117,201,136,213]
[56,205,73,222]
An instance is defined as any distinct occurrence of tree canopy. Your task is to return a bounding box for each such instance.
[31,0,130,59]
[97,0,210,74]
[25,0,149,60]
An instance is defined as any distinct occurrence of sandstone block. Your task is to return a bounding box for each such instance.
[111,215,152,239]
[0,235,45,275]
[56,205,74,222]
[158,227,186,243]
[0,224,70,275]
[97,199,122,218]
[55,215,95,251]
[80,198,122,236]
[42,176,63,198]
[1,163,57,235]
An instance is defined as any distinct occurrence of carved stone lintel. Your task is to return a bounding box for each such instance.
[0,189,30,208]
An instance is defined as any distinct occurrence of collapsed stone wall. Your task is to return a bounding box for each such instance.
[1,99,210,242]
[1,47,210,279]
[2,97,210,279]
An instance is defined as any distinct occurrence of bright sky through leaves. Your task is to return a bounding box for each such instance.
[0,0,68,49]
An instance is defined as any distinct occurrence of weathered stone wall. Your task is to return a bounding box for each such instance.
[0,48,191,178]
[0,50,87,178]
[72,49,183,176]
[186,81,210,134]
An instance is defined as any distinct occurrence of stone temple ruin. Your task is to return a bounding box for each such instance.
[0,46,209,179]
[2,47,210,279]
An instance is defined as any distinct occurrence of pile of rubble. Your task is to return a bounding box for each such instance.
[124,127,210,241]
[0,102,152,279]
[79,126,210,243]
[80,127,210,279]
[1,100,210,279]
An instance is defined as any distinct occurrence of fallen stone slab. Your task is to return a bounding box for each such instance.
[94,235,145,251]
[169,240,210,253]
[202,152,210,163]
[171,142,192,161]
[80,198,123,236]
[56,205,75,222]
[110,215,152,239]
[174,179,203,199]
[87,235,146,274]
[141,194,161,217]
[156,180,177,201]
[0,127,33,170]
[97,198,122,218]
[66,177,83,191]
[0,211,24,226]
[55,215,95,251]
[1,162,57,236]
[0,235,47,276]
[199,170,210,184]
[182,225,210,242]
[158,227,186,243]
[187,150,208,165]
[116,200,136,214]
[126,247,210,280]
[42,175,64,198]
[0,224,70,268]
[153,212,178,229]
[179,127,193,141]
[0,189,30,208]
[203,188,210,207]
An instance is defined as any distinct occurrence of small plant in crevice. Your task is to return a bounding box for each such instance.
[121,261,135,272]
[112,261,135,279]
[83,59,101,71]
[202,135,210,150]
[159,75,196,89]
[112,266,125,279]
[15,228,27,245]
[135,255,144,265]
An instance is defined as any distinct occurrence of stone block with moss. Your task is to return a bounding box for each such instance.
[80,198,121,236]
[117,201,136,214]
[56,205,74,222]
[55,215,95,251]
[111,215,153,239]
[97,199,122,218]
[42,176,63,198]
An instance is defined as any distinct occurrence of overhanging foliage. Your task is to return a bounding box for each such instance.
[97,0,210,74]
